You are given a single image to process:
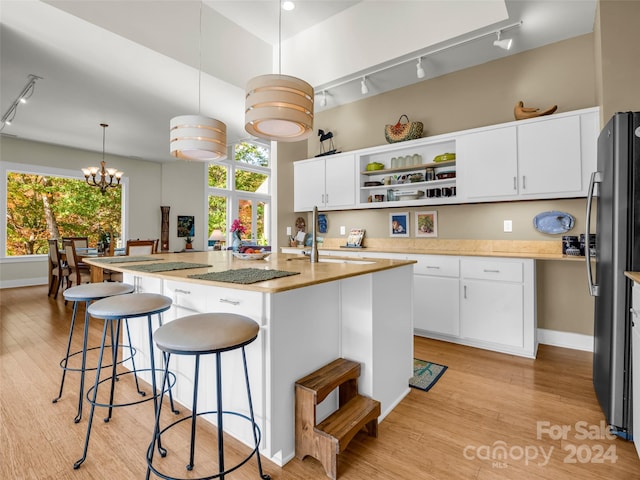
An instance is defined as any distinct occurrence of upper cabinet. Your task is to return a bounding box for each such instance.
[457,108,598,202]
[294,153,356,212]
[293,107,599,212]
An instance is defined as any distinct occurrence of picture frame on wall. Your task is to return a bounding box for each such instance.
[389,212,409,237]
[415,211,438,238]
[177,215,195,237]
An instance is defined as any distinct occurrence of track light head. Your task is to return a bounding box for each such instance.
[320,90,327,107]
[416,58,425,79]
[361,77,369,95]
[493,31,513,50]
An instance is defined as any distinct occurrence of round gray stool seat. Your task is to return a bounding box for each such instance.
[63,282,134,301]
[88,293,172,319]
[154,313,260,355]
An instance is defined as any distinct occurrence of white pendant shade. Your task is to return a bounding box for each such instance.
[170,115,227,161]
[244,74,314,142]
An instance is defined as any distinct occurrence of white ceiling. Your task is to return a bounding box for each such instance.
[0,0,597,163]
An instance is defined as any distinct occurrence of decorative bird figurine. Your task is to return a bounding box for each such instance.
[514,101,558,120]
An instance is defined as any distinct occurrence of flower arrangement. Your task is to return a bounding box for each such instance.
[230,219,246,235]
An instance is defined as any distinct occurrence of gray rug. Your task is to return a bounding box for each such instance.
[188,268,300,284]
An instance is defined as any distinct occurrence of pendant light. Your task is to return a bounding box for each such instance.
[170,1,227,161]
[82,124,123,194]
[244,1,314,142]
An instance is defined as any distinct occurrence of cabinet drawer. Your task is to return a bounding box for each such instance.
[205,287,264,321]
[164,280,210,313]
[461,259,523,283]
[413,255,459,278]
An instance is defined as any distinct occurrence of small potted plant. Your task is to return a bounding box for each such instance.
[184,236,193,250]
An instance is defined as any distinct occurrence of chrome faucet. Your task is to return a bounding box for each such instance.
[310,206,319,263]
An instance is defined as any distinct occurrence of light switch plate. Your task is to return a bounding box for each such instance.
[340,226,346,235]
[286,226,292,236]
[504,220,513,232]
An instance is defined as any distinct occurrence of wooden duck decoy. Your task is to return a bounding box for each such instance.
[514,101,558,120]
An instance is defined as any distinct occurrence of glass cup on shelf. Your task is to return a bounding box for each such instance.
[391,157,398,168]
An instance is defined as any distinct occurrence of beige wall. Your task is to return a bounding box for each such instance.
[596,0,640,121]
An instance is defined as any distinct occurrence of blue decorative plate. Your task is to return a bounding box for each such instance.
[533,211,575,234]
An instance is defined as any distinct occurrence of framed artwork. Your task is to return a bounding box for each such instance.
[177,215,195,237]
[415,211,438,238]
[389,212,409,237]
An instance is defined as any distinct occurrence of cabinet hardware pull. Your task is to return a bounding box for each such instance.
[219,298,240,305]
[464,285,467,299]
[426,266,440,269]
[513,177,517,190]
[522,175,526,189]
[483,269,500,273]
[174,288,191,295]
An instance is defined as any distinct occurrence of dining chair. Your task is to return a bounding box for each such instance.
[63,240,91,290]
[62,236,89,249]
[48,239,69,299]
[126,239,156,256]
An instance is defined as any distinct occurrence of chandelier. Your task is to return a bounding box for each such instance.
[81,123,123,194]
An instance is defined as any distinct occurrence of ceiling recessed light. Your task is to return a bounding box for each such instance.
[282,1,295,11]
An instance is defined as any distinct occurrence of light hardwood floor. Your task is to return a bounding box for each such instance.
[1,285,639,479]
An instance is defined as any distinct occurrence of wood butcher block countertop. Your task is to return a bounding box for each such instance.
[295,238,589,262]
[625,272,640,283]
[83,251,415,294]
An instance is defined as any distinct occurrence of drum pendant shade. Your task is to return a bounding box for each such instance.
[245,74,314,142]
[170,115,227,161]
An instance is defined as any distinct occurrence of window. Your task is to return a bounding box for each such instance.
[2,163,124,257]
[207,141,271,247]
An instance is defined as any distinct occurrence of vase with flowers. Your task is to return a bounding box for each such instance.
[230,219,246,252]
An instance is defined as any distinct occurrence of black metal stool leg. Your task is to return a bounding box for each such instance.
[74,319,109,469]
[157,314,179,415]
[125,318,146,396]
[242,346,270,480]
[52,299,79,404]
[147,313,167,457]
[104,319,122,422]
[186,354,201,471]
[146,352,172,480]
[74,301,92,423]
[216,352,225,479]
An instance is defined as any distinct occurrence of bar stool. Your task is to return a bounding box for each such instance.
[146,312,270,480]
[53,282,135,423]
[74,293,175,469]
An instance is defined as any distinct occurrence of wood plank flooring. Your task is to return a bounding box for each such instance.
[1,285,639,479]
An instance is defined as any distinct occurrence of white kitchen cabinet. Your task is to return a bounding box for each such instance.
[457,108,598,202]
[459,257,537,357]
[632,283,640,459]
[293,152,356,211]
[412,254,460,337]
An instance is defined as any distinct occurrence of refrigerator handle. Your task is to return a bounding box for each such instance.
[585,171,602,297]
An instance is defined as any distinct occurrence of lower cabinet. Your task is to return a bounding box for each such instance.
[631,283,640,459]
[411,255,536,358]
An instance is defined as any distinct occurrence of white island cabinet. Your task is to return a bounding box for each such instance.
[104,252,414,467]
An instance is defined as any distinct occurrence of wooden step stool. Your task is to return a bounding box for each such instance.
[295,358,381,479]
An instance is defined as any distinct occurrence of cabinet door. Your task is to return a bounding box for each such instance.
[517,115,582,196]
[414,275,459,336]
[460,280,524,348]
[294,158,326,211]
[457,126,518,200]
[632,284,640,458]
[325,154,356,208]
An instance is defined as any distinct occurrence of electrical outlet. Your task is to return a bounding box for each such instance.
[286,226,292,236]
[504,220,513,232]
[340,226,346,235]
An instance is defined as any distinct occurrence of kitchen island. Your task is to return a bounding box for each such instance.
[83,251,415,466]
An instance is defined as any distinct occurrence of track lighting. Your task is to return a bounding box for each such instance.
[320,90,327,107]
[1,74,43,132]
[361,77,369,95]
[493,30,513,50]
[416,58,425,79]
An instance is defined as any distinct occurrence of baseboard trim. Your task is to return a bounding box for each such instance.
[537,328,593,352]
[0,277,47,289]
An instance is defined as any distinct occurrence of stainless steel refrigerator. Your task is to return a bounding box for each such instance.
[586,111,640,440]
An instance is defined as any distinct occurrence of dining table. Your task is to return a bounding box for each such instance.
[59,247,126,283]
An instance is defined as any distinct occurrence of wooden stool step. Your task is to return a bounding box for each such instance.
[295,358,380,480]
